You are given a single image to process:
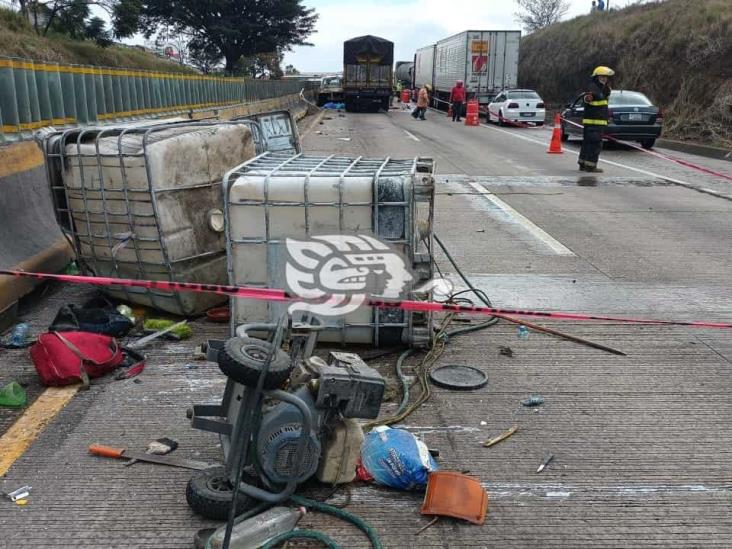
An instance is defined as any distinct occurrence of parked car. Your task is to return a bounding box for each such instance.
[560,89,663,149]
[486,89,546,126]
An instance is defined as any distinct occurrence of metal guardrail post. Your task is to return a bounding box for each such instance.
[0,58,20,141]
[1,55,309,140]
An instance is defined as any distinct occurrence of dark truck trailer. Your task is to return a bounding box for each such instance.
[343,35,394,112]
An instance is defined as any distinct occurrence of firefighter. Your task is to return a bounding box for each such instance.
[579,66,614,173]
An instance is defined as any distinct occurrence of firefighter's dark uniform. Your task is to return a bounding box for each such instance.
[579,79,611,169]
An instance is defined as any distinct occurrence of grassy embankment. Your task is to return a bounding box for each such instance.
[519,0,732,147]
[0,6,195,74]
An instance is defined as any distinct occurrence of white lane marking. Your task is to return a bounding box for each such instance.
[467,180,576,256]
[403,129,420,142]
[479,123,731,199]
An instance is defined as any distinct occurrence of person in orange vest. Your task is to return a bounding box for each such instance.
[412,84,431,120]
[450,80,466,122]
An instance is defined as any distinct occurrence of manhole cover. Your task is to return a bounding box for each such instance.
[429,365,488,390]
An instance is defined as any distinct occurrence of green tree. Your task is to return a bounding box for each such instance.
[85,15,112,46]
[113,0,318,75]
[515,0,570,33]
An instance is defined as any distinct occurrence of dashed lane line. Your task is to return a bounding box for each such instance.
[403,129,421,142]
[479,123,732,201]
[466,180,576,256]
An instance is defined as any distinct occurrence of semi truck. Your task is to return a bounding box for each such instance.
[413,30,521,110]
[343,35,394,112]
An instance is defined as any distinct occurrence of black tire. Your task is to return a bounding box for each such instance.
[218,336,292,389]
[498,110,506,127]
[641,138,655,149]
[186,466,259,520]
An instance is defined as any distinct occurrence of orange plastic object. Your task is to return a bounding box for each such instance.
[88,444,126,458]
[421,471,488,525]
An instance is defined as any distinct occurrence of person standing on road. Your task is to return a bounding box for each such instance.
[579,66,614,173]
[412,84,431,121]
[450,80,466,122]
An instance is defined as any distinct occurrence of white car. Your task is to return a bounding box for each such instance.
[487,89,546,126]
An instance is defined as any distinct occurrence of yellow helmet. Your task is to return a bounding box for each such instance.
[424,84,432,91]
[592,66,615,77]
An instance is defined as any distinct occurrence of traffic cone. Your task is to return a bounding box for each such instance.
[547,113,563,154]
[464,99,479,126]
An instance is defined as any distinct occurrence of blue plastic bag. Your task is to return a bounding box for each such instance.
[361,426,438,490]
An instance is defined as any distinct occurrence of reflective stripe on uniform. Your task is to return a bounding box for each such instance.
[586,100,608,106]
[582,119,608,125]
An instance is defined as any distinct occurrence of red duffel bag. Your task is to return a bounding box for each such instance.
[30,331,124,387]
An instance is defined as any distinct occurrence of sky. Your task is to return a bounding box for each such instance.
[283,0,636,72]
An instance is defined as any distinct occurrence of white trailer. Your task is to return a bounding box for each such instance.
[413,45,435,89]
[414,30,521,107]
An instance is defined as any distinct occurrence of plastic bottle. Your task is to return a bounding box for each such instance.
[517,325,529,340]
[205,506,306,549]
[8,322,30,348]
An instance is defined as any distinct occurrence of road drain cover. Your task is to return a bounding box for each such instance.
[429,365,488,390]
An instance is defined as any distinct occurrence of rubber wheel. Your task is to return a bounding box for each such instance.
[217,336,292,389]
[498,110,506,126]
[186,466,259,520]
[641,139,655,149]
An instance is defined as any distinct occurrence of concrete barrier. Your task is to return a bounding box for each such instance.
[0,91,313,323]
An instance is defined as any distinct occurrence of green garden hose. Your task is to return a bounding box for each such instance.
[290,495,383,549]
[261,529,340,548]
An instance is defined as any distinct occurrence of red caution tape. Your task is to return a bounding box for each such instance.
[1,270,730,329]
[560,117,732,182]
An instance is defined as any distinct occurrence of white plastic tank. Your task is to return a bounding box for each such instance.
[44,121,258,315]
[224,152,435,347]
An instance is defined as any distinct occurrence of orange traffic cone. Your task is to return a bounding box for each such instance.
[547,113,563,154]
[464,100,479,126]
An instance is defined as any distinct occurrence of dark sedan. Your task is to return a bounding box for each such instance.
[561,90,663,149]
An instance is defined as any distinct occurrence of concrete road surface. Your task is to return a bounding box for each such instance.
[1,108,730,548]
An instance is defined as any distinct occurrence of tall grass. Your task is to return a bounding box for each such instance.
[519,0,732,147]
[0,6,196,74]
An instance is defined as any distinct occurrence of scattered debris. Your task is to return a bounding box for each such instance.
[536,453,555,473]
[361,426,438,490]
[4,486,31,503]
[336,137,352,141]
[521,394,545,407]
[0,381,27,407]
[480,421,487,426]
[476,229,485,233]
[517,325,530,340]
[116,304,135,323]
[199,506,305,549]
[499,346,514,357]
[415,516,439,535]
[124,437,179,467]
[429,364,488,390]
[421,471,488,525]
[185,363,198,370]
[482,425,518,448]
[205,305,230,322]
[323,102,345,110]
[88,443,214,470]
[1,322,31,349]
[127,320,188,350]
[142,319,191,340]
